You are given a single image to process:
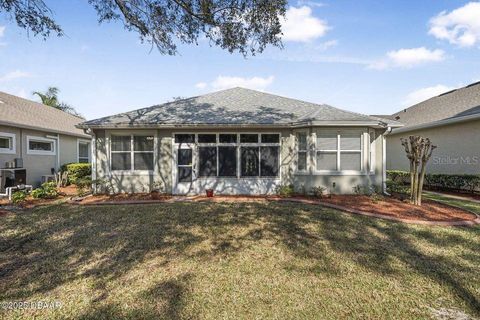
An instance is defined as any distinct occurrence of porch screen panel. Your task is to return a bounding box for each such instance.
[178,167,192,182]
[199,147,217,177]
[218,146,237,177]
[241,147,259,177]
[260,146,279,177]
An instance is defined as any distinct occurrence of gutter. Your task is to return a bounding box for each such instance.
[391,112,480,134]
[382,127,392,195]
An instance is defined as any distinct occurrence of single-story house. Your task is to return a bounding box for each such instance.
[0,91,91,190]
[386,81,480,175]
[78,87,402,195]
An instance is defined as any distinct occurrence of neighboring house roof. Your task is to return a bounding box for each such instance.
[0,91,89,138]
[79,87,401,129]
[392,81,480,128]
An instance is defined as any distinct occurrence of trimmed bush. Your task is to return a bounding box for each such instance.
[11,190,27,204]
[61,163,92,184]
[276,184,295,197]
[31,182,58,199]
[387,170,480,193]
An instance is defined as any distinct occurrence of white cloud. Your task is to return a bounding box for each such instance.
[403,84,455,106]
[429,2,480,47]
[0,70,32,82]
[195,82,207,89]
[281,6,329,42]
[195,75,275,91]
[0,26,5,38]
[369,47,446,70]
[296,1,325,7]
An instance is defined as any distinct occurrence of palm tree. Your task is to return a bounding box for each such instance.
[33,87,83,118]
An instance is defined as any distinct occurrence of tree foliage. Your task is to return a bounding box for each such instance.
[401,136,437,206]
[0,0,287,55]
[33,86,83,117]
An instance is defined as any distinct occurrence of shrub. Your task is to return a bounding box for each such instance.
[353,184,383,203]
[311,186,326,198]
[75,177,92,196]
[386,180,410,195]
[387,170,480,193]
[31,182,58,199]
[11,190,27,204]
[275,184,295,197]
[61,163,92,184]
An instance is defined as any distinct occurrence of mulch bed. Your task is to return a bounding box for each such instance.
[319,195,477,222]
[78,192,173,204]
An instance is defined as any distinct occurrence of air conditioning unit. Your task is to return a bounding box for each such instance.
[41,175,55,184]
[0,169,27,194]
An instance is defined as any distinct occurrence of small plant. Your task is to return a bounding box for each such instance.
[275,184,295,197]
[75,177,92,196]
[353,184,383,203]
[11,190,27,204]
[31,182,58,199]
[311,186,326,198]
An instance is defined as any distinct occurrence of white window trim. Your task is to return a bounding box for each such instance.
[26,135,56,155]
[77,139,91,163]
[314,130,365,175]
[0,132,16,154]
[109,134,156,174]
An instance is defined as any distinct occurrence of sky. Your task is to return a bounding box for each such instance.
[1,0,480,120]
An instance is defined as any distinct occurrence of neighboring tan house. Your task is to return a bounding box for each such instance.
[0,92,91,189]
[386,81,480,175]
[78,87,401,195]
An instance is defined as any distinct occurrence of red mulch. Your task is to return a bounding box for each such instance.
[320,195,477,222]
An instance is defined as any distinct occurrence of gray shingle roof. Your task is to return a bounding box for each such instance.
[0,91,89,138]
[79,87,399,128]
[392,81,480,127]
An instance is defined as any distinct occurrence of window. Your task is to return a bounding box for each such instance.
[240,134,258,143]
[111,135,154,171]
[174,133,280,179]
[218,146,237,177]
[297,132,307,171]
[315,131,363,172]
[175,134,195,143]
[316,133,338,171]
[241,147,259,176]
[219,134,237,143]
[0,132,15,154]
[78,140,90,163]
[198,134,216,143]
[260,146,279,177]
[199,147,217,177]
[27,136,55,155]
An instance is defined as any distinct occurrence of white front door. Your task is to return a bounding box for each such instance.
[173,141,197,195]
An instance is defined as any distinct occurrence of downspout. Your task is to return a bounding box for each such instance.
[85,129,97,194]
[382,126,392,195]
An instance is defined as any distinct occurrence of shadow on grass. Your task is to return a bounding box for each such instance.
[0,201,479,317]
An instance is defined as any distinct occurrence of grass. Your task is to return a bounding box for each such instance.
[0,201,479,319]
[424,192,480,215]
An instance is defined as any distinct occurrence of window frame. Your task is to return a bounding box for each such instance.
[77,139,91,163]
[314,130,365,175]
[109,133,156,174]
[26,135,56,155]
[295,131,308,173]
[0,132,16,154]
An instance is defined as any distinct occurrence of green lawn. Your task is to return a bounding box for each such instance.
[0,201,479,319]
[424,192,480,215]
